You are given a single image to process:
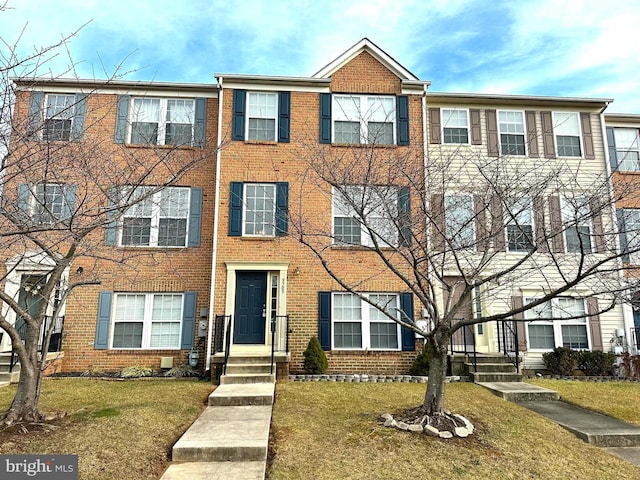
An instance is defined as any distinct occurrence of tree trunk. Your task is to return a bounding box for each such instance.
[423,340,448,415]
[2,359,43,426]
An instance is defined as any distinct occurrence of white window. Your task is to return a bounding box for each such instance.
[44,94,75,141]
[554,112,582,157]
[333,95,395,144]
[243,184,276,236]
[129,98,195,145]
[111,293,183,349]
[562,197,592,253]
[623,209,640,264]
[445,194,475,248]
[498,111,526,156]
[505,196,533,252]
[525,297,589,350]
[442,109,469,144]
[247,92,277,141]
[614,128,640,171]
[120,187,190,247]
[332,185,398,247]
[29,183,75,224]
[332,292,400,350]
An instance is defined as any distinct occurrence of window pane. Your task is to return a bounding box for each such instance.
[367,121,393,144]
[33,184,66,223]
[370,322,398,349]
[335,121,361,143]
[554,112,580,136]
[131,98,160,144]
[122,218,152,246]
[561,324,588,349]
[334,217,361,245]
[131,123,159,144]
[500,134,525,155]
[369,294,398,321]
[565,226,592,253]
[43,119,72,141]
[557,136,581,157]
[507,225,533,251]
[112,322,143,348]
[158,219,187,246]
[444,127,469,144]
[528,324,555,349]
[334,96,361,121]
[367,97,395,122]
[248,118,276,141]
[244,184,276,236]
[442,109,468,128]
[334,322,362,348]
[333,293,361,321]
[445,195,474,247]
[150,322,181,348]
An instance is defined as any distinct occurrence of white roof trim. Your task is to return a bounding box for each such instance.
[312,38,419,81]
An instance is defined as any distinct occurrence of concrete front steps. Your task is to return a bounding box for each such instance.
[160,355,275,480]
[0,352,19,384]
[467,354,523,383]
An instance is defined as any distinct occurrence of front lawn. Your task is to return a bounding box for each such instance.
[0,379,213,480]
[527,378,640,425]
[269,382,640,479]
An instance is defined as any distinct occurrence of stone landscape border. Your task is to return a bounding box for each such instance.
[287,374,462,383]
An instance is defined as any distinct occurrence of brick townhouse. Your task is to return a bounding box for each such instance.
[0,38,632,379]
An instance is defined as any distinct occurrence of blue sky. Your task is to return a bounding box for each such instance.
[3,0,639,113]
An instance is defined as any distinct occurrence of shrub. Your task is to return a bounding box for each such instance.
[542,347,578,376]
[303,337,328,374]
[409,346,431,376]
[164,364,199,378]
[120,366,155,378]
[577,350,616,376]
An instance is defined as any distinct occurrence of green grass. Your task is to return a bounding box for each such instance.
[0,378,213,480]
[269,382,640,479]
[528,378,640,425]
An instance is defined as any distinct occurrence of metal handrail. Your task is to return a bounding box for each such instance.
[9,315,64,373]
[449,320,477,372]
[270,315,289,374]
[223,316,232,376]
[497,320,520,371]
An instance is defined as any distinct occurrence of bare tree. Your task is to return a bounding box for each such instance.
[0,21,216,426]
[288,124,639,422]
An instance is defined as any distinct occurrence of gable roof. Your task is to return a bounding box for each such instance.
[312,37,421,82]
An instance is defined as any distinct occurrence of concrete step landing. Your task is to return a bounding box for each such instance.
[161,461,265,480]
[220,373,275,385]
[171,405,272,463]
[471,372,523,383]
[208,383,275,407]
[477,381,560,402]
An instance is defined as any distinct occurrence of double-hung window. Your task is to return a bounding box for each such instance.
[120,187,190,247]
[505,196,534,252]
[525,297,589,350]
[247,92,277,141]
[553,112,582,157]
[442,109,469,144]
[614,128,640,171]
[498,111,526,155]
[130,98,195,146]
[562,197,592,253]
[243,184,276,236]
[333,185,398,247]
[332,292,400,350]
[621,209,640,264]
[333,95,395,144]
[44,94,75,141]
[111,293,183,349]
[444,194,475,249]
[18,183,77,224]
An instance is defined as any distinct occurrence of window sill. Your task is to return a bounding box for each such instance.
[237,235,278,241]
[107,348,182,353]
[116,246,190,251]
[124,143,198,150]
[329,349,404,355]
[243,140,278,146]
[331,142,398,148]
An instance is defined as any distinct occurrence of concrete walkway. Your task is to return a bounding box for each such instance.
[479,381,640,466]
[160,382,274,480]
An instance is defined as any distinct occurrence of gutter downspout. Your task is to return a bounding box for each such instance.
[206,78,224,371]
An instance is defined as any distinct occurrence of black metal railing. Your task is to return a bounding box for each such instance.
[496,320,519,371]
[213,315,232,375]
[449,321,477,371]
[270,315,290,374]
[10,315,64,373]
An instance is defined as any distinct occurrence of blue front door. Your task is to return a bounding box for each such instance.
[233,271,267,344]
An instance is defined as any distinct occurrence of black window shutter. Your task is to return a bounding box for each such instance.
[232,89,246,141]
[188,187,203,247]
[607,127,618,171]
[400,292,415,351]
[114,95,130,144]
[278,92,291,143]
[28,91,44,140]
[617,209,630,263]
[104,187,120,246]
[193,97,207,147]
[318,292,331,351]
[396,95,409,146]
[319,93,332,144]
[275,182,289,236]
[398,186,411,246]
[181,292,197,350]
[229,182,244,236]
[71,93,88,141]
[94,291,113,349]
